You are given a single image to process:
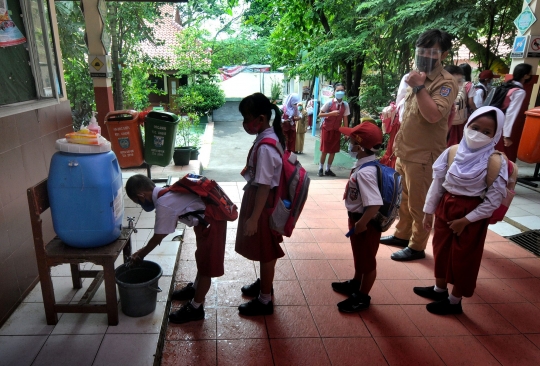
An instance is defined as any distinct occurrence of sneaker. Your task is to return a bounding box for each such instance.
[324,169,336,177]
[318,168,324,177]
[413,286,449,301]
[171,282,196,301]
[241,278,273,297]
[168,302,205,324]
[337,292,371,313]
[426,298,463,315]
[238,298,273,316]
[331,279,360,296]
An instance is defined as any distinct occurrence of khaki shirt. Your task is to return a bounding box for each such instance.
[394,64,458,164]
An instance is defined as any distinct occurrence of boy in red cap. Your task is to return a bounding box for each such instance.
[474,70,500,108]
[332,121,383,312]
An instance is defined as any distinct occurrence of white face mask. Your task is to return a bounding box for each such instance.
[348,142,364,158]
[464,128,493,150]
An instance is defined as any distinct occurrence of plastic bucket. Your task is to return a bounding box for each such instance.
[115,260,162,317]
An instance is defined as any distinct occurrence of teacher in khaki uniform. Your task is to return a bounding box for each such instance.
[380,29,458,261]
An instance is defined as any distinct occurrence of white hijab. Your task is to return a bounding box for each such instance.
[434,106,508,191]
[283,94,300,117]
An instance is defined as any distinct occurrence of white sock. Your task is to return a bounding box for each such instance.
[190,299,202,309]
[448,293,462,304]
[319,163,323,170]
[326,164,331,171]
[434,285,447,293]
[258,292,272,305]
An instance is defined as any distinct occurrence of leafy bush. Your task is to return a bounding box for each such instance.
[175,81,225,115]
[359,72,401,117]
[176,113,201,148]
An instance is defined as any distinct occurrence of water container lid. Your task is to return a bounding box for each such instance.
[55,138,112,153]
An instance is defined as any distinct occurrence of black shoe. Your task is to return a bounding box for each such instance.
[337,292,371,313]
[391,247,425,261]
[238,298,273,316]
[413,286,449,301]
[168,302,205,324]
[426,298,463,315]
[318,169,324,177]
[324,169,336,177]
[380,235,409,247]
[332,279,360,296]
[171,282,196,301]
[241,278,273,297]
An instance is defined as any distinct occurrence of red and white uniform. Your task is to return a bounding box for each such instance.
[320,98,350,153]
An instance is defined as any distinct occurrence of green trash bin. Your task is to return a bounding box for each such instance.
[144,111,180,166]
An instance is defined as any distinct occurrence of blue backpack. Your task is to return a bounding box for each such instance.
[352,160,402,232]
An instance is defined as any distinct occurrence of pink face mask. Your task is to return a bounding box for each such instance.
[243,117,261,135]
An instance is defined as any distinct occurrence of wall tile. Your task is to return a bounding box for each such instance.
[14,110,40,146]
[0,147,27,206]
[37,105,58,137]
[0,207,11,259]
[21,139,48,188]
[57,101,73,129]
[41,132,59,172]
[13,238,38,294]
[0,255,21,324]
[0,114,21,154]
[5,194,32,251]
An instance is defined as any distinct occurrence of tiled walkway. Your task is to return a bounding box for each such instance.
[162,180,540,366]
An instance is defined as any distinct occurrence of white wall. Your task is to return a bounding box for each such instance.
[220,72,285,99]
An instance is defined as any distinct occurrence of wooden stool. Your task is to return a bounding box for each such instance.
[28,179,133,325]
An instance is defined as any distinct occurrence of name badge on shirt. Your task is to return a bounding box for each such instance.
[440,86,451,97]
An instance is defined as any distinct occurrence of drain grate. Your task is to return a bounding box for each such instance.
[507,230,540,256]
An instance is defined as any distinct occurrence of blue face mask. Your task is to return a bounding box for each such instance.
[139,198,155,212]
[335,91,345,100]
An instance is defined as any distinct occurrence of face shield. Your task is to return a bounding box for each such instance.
[414,47,441,74]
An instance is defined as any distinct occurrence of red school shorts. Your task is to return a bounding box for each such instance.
[193,214,227,277]
[348,212,381,274]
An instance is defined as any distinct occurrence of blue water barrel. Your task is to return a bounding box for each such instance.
[48,149,124,248]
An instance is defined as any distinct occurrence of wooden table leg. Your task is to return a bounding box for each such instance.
[103,262,119,325]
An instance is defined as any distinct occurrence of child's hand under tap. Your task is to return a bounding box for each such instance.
[423,213,434,231]
[447,217,471,236]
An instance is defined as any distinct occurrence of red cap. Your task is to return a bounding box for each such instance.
[339,121,383,149]
[479,70,500,80]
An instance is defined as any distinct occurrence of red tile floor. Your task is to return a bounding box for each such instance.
[161,180,540,366]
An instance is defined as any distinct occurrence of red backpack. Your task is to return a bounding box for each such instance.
[158,174,238,226]
[246,138,310,237]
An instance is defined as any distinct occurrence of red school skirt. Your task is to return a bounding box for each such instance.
[432,192,490,297]
[235,185,285,262]
[320,128,341,153]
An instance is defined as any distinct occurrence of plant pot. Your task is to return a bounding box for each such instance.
[190,148,199,160]
[199,115,208,124]
[173,147,191,166]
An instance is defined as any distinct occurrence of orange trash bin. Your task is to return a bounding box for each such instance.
[105,110,145,168]
[518,107,540,164]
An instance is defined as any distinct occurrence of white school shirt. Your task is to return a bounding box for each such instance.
[466,82,476,99]
[344,155,383,213]
[502,81,526,138]
[423,148,505,222]
[396,74,409,122]
[473,84,487,109]
[152,186,206,234]
[321,98,351,116]
[243,128,282,188]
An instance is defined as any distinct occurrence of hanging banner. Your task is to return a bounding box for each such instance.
[0,0,27,47]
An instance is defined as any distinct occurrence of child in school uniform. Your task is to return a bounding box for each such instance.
[295,102,308,153]
[332,121,384,312]
[415,106,507,315]
[235,92,286,316]
[125,174,227,324]
[282,93,300,152]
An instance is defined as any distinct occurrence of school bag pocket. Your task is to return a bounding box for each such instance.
[269,199,291,235]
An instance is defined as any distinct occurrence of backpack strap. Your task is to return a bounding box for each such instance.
[353,161,382,201]
[447,145,459,166]
[243,137,283,186]
[500,87,520,111]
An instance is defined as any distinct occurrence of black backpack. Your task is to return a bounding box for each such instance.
[483,83,523,112]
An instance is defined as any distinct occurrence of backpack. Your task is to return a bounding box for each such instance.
[451,82,473,126]
[380,101,400,134]
[347,160,402,232]
[447,145,518,224]
[483,83,522,112]
[158,174,238,227]
[247,138,310,237]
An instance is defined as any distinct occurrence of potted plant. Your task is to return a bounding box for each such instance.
[176,80,225,123]
[173,113,201,165]
[270,79,282,104]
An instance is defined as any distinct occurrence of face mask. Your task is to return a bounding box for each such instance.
[243,117,261,135]
[335,91,345,100]
[298,106,303,111]
[464,128,493,150]
[348,142,363,158]
[139,198,155,212]
[414,47,440,74]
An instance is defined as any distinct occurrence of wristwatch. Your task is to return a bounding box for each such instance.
[412,85,425,94]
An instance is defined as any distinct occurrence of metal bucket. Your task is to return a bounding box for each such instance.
[115,260,162,317]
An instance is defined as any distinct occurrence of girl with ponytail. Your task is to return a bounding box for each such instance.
[235,92,285,316]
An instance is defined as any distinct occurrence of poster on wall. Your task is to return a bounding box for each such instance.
[0,0,26,47]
